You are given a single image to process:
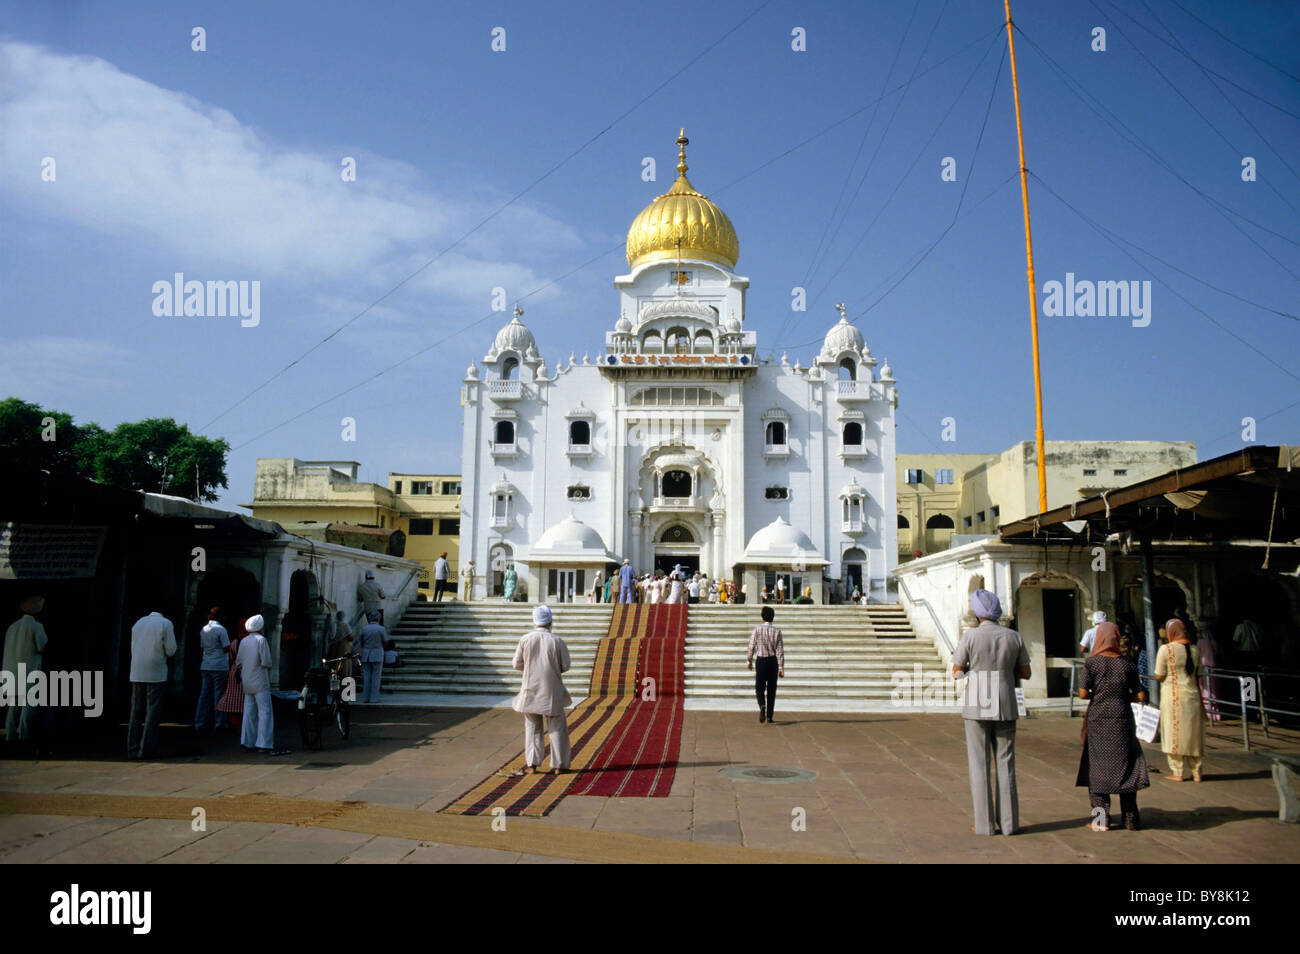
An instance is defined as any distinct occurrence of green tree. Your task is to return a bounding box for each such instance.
[1,398,229,501]
[92,418,230,502]
[0,397,90,475]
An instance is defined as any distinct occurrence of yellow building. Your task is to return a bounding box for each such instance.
[245,459,461,599]
[898,442,1196,562]
[385,473,462,598]
[896,453,997,561]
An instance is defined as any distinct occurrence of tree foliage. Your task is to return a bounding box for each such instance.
[0,397,230,502]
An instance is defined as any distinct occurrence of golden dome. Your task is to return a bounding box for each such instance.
[625,130,739,271]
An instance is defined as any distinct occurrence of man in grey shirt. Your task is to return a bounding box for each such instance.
[951,589,1031,836]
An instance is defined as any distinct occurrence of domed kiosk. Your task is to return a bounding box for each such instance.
[524,515,613,604]
[741,517,830,604]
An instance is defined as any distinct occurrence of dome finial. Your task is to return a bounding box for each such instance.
[513,303,524,321]
[677,128,689,176]
[835,302,847,322]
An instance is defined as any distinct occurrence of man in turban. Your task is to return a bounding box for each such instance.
[236,614,284,754]
[952,589,1031,835]
[1080,610,1107,654]
[511,605,572,775]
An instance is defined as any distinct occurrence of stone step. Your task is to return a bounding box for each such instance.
[374,598,943,711]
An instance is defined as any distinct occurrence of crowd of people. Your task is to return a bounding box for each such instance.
[0,576,1269,838]
[587,563,743,604]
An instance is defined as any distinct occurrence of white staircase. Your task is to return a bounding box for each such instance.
[683,604,944,712]
[382,602,612,704]
[380,601,945,712]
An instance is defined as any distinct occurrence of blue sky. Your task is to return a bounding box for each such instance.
[2,0,1297,510]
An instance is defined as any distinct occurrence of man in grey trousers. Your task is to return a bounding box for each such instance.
[952,589,1031,836]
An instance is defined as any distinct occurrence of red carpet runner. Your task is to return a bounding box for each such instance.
[569,603,687,798]
[440,603,687,816]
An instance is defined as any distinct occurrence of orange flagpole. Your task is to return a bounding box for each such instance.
[1005,0,1048,514]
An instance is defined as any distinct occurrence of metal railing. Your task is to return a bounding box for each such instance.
[1066,660,1300,750]
[894,575,955,654]
[1201,666,1300,752]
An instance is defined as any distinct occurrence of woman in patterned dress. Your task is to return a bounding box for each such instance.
[1155,618,1205,781]
[1077,622,1150,830]
[216,618,246,733]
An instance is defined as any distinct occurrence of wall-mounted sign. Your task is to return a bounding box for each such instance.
[617,354,741,366]
[0,524,107,579]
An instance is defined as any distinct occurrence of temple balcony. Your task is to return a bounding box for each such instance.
[650,497,707,513]
[837,380,872,402]
[489,380,523,402]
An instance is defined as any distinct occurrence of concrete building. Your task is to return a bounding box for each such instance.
[895,446,1300,700]
[896,441,1197,562]
[896,453,997,561]
[457,131,898,605]
[385,474,461,598]
[246,459,461,598]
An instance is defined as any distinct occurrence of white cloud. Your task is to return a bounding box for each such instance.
[0,39,583,293]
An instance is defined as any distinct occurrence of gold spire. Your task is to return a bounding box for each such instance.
[625,129,740,270]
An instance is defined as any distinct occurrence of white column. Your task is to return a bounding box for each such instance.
[711,511,725,580]
[629,510,643,575]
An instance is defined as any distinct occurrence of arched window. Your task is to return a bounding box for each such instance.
[642,331,663,353]
[765,421,787,446]
[662,469,692,497]
[660,525,694,543]
[666,326,691,353]
[839,358,856,381]
[502,357,519,380]
[898,514,910,529]
[569,420,590,445]
[694,330,714,353]
[494,420,515,444]
[842,421,863,446]
[925,513,955,529]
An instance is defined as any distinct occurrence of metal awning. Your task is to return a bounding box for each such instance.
[999,445,1300,546]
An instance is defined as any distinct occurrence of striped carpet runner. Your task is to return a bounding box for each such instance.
[569,604,686,797]
[441,603,657,817]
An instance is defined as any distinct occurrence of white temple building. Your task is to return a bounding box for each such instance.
[458,131,898,603]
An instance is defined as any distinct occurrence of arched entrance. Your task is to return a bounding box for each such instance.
[489,542,514,597]
[281,569,320,691]
[655,524,700,576]
[842,547,867,600]
[1015,573,1085,697]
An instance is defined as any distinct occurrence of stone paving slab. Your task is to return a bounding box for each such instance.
[0,706,1296,863]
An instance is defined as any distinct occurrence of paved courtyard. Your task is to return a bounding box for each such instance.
[1,704,1296,864]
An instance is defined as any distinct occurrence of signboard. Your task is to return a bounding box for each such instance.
[606,353,750,367]
[0,523,107,580]
[1131,702,1161,743]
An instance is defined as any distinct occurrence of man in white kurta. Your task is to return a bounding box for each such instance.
[512,605,572,774]
[236,614,277,753]
[3,595,49,743]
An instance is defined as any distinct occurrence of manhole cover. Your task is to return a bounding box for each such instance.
[720,766,817,783]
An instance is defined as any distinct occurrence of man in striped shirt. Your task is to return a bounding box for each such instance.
[747,606,785,724]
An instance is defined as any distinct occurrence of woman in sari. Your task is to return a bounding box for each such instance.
[1077,622,1150,830]
[603,573,614,604]
[1155,618,1205,781]
[216,617,247,733]
[503,564,518,602]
